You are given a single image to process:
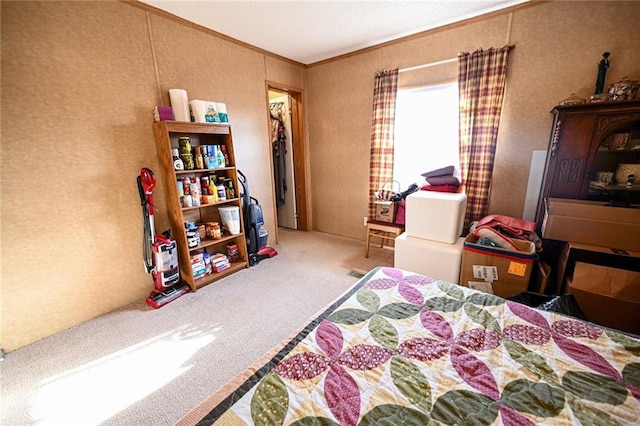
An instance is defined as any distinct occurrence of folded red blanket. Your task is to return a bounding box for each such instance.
[420,184,459,193]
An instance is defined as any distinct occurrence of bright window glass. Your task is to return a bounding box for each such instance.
[393,82,460,187]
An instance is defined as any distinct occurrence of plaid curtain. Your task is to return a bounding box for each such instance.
[458,46,511,231]
[368,69,399,218]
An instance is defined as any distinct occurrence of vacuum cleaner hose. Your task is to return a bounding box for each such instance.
[137,175,154,274]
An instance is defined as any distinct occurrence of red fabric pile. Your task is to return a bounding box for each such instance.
[420,165,461,192]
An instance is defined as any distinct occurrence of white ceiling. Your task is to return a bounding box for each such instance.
[141,0,529,65]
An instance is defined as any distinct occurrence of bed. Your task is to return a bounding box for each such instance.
[179,266,640,425]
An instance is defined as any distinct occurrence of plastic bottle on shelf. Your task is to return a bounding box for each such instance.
[189,179,201,206]
[221,145,230,166]
[215,176,227,200]
[227,180,236,198]
[209,176,218,202]
[172,148,184,170]
[200,176,210,195]
[216,145,226,168]
[183,177,191,195]
[200,146,210,169]
[176,180,184,204]
[195,149,204,169]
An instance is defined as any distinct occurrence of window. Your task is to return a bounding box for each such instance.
[393,82,459,187]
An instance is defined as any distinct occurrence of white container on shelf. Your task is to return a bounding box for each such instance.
[189,100,207,123]
[169,89,189,122]
[219,206,241,235]
[405,191,467,243]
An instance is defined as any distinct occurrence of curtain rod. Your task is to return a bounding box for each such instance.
[399,44,515,73]
[399,57,457,73]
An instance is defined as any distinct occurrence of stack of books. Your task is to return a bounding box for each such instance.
[210,252,231,273]
[191,252,207,278]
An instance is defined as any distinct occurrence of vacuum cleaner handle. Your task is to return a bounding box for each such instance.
[139,168,156,213]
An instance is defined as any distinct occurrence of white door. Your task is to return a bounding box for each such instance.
[270,94,297,229]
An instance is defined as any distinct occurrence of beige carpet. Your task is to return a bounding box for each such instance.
[1,228,393,425]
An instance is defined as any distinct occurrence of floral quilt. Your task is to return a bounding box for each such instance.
[190,267,640,425]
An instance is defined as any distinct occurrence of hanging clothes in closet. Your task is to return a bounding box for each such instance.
[271,102,287,206]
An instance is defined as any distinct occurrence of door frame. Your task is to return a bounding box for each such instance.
[265,81,310,242]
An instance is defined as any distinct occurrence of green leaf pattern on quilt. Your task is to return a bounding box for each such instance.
[465,292,505,307]
[369,315,399,349]
[565,393,621,426]
[390,355,432,414]
[422,296,464,313]
[356,288,380,312]
[606,330,640,356]
[359,403,432,426]
[250,373,289,426]
[503,338,561,387]
[436,281,464,300]
[562,371,629,404]
[377,302,422,320]
[431,390,499,425]
[327,308,373,325]
[500,379,565,417]
[463,303,501,334]
[623,363,640,387]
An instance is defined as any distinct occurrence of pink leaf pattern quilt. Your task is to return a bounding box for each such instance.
[185,267,640,425]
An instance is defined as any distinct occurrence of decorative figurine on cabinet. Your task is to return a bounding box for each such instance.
[594,51,610,95]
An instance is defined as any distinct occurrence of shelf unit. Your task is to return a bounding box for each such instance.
[152,121,248,291]
[535,99,640,227]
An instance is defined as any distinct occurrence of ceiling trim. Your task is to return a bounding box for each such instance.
[125,0,546,70]
[124,0,307,68]
[307,1,546,68]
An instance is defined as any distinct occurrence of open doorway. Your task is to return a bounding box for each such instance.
[266,83,309,239]
[269,90,297,229]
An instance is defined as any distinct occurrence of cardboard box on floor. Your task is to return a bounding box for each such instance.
[542,198,640,252]
[555,242,640,294]
[569,262,640,335]
[459,234,537,298]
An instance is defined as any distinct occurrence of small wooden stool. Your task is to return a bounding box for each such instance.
[365,220,405,258]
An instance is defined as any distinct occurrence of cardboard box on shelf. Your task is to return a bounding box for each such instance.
[459,234,537,298]
[542,198,640,251]
[568,262,640,335]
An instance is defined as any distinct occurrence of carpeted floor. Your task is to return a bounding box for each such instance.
[1,228,393,425]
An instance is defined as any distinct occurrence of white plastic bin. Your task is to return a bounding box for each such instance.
[218,206,241,235]
[405,191,467,243]
[394,233,464,283]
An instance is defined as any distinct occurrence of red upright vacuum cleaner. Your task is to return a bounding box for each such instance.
[137,168,190,308]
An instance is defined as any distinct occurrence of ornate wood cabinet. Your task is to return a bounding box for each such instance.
[535,100,640,228]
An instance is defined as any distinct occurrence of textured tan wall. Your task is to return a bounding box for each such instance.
[1,1,306,352]
[3,0,639,352]
[308,1,640,240]
[1,1,159,352]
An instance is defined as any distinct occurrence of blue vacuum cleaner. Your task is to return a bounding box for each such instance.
[238,170,277,266]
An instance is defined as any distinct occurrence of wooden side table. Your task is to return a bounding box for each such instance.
[365,220,405,258]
